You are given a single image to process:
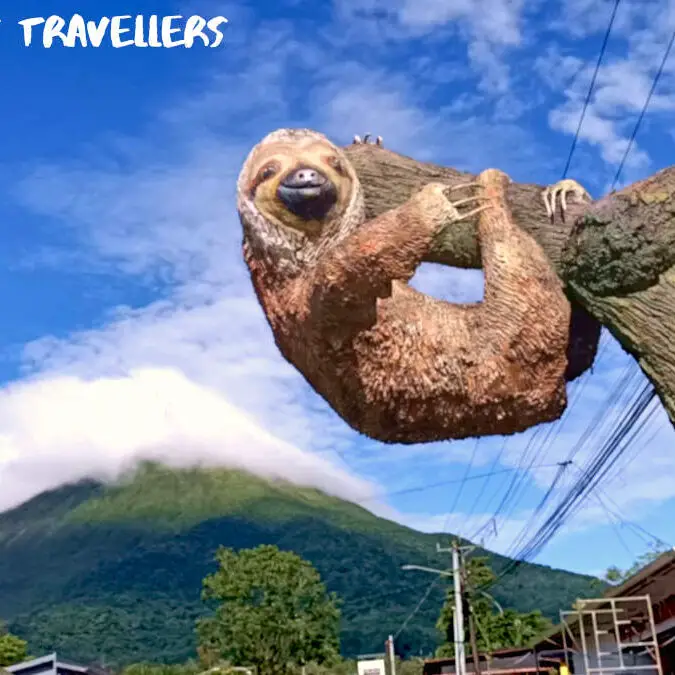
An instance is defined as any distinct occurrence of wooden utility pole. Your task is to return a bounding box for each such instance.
[468,607,482,675]
[437,540,478,675]
[386,635,397,675]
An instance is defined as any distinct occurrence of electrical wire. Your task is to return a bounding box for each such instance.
[599,397,663,487]
[386,6,674,639]
[478,331,618,543]
[393,576,443,640]
[506,21,675,558]
[591,479,670,549]
[443,437,481,534]
[501,461,571,559]
[479,427,546,541]
[356,463,563,505]
[536,387,653,557]
[591,491,637,558]
[478,382,656,591]
[562,0,622,179]
[272,464,560,551]
[611,27,675,190]
[496,22,675,566]
[497,331,618,526]
[479,347,633,546]
[521,384,655,561]
[466,437,509,525]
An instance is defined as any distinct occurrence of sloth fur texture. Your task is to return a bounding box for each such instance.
[237,128,571,444]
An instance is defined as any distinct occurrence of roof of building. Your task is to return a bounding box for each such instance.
[534,548,675,650]
[604,549,675,600]
[424,646,552,664]
[6,654,89,674]
[423,645,562,674]
[425,551,675,672]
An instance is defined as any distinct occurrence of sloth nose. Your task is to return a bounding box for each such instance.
[282,167,327,189]
[277,165,337,221]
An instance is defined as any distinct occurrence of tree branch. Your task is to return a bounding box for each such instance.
[343,143,675,428]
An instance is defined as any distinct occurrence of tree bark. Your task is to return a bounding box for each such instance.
[343,143,675,428]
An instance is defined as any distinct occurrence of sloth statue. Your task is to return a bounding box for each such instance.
[236,128,583,444]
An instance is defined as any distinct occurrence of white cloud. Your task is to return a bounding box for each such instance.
[541,0,675,183]
[332,0,530,93]
[0,367,378,513]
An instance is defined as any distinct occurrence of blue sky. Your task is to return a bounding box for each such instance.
[0,0,674,584]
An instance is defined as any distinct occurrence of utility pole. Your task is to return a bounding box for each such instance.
[386,634,396,675]
[453,541,466,675]
[468,605,481,675]
[437,540,473,675]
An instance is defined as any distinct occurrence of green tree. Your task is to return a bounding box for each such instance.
[197,545,341,675]
[604,543,668,585]
[435,555,552,657]
[0,624,28,667]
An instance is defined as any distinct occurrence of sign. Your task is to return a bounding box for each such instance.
[357,659,386,675]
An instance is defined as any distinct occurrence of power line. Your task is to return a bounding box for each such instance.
[470,354,601,544]
[475,338,616,545]
[479,426,547,542]
[272,465,558,551]
[478,382,656,591]
[611,27,675,190]
[524,384,655,559]
[465,438,511,540]
[562,0,622,179]
[493,328,630,537]
[356,463,563,505]
[502,461,572,559]
[499,330,616,520]
[514,384,655,564]
[384,11,673,624]
[590,477,670,549]
[393,576,442,640]
[588,486,638,557]
[444,437,481,534]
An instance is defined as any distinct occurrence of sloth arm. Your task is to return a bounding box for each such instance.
[308,183,453,315]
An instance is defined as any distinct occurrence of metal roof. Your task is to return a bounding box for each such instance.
[6,654,88,675]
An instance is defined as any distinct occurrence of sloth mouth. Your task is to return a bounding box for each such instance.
[276,165,338,221]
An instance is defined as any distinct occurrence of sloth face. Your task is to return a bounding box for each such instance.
[247,139,353,237]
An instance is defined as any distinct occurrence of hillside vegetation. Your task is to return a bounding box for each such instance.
[0,463,604,666]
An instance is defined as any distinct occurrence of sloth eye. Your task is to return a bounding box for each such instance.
[324,155,345,174]
[258,163,279,182]
[250,161,281,196]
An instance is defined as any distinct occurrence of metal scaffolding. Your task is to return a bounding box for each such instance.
[560,595,663,675]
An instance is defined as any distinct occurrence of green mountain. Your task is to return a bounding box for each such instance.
[0,462,603,667]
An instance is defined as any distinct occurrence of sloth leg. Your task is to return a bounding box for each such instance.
[472,169,570,406]
[542,178,591,223]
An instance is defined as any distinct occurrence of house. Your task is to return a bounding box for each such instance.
[5,653,109,675]
[423,549,675,675]
[535,549,675,675]
[422,645,561,675]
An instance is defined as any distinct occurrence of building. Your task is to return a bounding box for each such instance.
[423,549,675,675]
[423,645,561,675]
[535,549,675,675]
[6,654,109,675]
